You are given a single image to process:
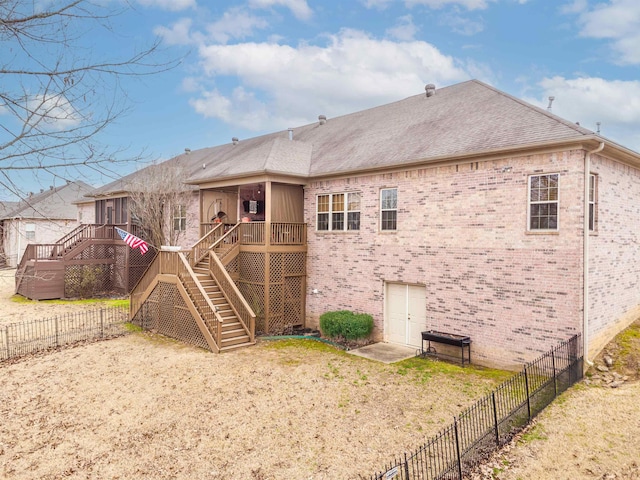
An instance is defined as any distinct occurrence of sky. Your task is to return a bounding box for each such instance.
[2,0,640,200]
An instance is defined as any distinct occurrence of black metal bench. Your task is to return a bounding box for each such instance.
[419,330,471,366]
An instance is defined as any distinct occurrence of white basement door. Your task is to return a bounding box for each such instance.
[385,282,426,348]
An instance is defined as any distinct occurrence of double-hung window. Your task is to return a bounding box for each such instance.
[380,188,397,231]
[528,174,559,231]
[589,174,597,231]
[316,192,361,231]
[173,205,187,231]
[25,223,36,240]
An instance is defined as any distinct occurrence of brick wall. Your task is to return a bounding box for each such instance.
[588,154,640,357]
[305,150,586,369]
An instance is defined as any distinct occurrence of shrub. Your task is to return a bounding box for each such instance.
[319,310,373,340]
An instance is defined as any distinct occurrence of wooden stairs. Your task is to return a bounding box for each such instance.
[193,258,253,352]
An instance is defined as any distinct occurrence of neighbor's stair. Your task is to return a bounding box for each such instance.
[193,260,252,352]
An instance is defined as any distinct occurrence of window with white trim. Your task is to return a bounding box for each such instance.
[528,174,559,231]
[589,174,597,231]
[173,205,187,231]
[25,222,35,240]
[316,192,361,231]
[380,188,397,231]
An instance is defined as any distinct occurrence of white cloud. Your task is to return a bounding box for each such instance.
[248,0,313,20]
[191,29,473,131]
[386,15,419,41]
[406,0,494,10]
[137,0,196,11]
[361,0,395,9]
[525,76,640,151]
[154,18,197,46]
[206,8,270,44]
[26,94,82,130]
[569,0,640,65]
[439,11,484,35]
[155,9,269,46]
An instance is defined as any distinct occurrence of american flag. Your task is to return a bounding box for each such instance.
[115,227,149,255]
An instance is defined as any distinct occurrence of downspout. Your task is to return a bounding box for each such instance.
[584,141,604,366]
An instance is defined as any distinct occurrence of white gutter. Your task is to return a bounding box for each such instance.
[584,141,604,366]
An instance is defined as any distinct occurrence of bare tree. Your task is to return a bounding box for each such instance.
[127,159,195,248]
[0,0,180,199]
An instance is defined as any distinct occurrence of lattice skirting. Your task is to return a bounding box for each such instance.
[132,281,212,351]
[236,251,306,335]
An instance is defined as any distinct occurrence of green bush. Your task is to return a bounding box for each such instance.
[319,310,373,340]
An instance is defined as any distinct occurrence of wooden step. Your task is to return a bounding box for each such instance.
[221,335,251,348]
[220,341,255,353]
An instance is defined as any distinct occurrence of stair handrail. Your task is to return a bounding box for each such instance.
[14,244,35,294]
[208,249,256,343]
[176,252,224,347]
[211,224,240,263]
[129,249,162,320]
[55,223,89,247]
[189,223,224,266]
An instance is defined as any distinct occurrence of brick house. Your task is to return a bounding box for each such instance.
[164,79,638,368]
[1,181,94,268]
[29,79,638,368]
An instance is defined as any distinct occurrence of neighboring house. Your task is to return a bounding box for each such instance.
[0,201,20,267]
[1,181,94,268]
[22,80,640,369]
[89,158,202,250]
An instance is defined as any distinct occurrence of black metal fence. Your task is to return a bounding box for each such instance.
[369,335,583,480]
[0,307,128,361]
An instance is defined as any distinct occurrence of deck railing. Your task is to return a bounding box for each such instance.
[129,251,162,320]
[209,250,255,342]
[176,253,223,350]
[270,222,306,245]
[129,250,224,351]
[190,223,224,266]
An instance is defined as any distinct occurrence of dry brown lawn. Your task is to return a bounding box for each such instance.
[4,267,640,479]
[476,320,640,480]
[1,268,509,479]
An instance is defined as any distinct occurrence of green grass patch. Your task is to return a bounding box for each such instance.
[395,356,512,384]
[124,322,143,333]
[261,337,346,354]
[11,295,129,309]
[519,424,547,443]
[617,323,640,355]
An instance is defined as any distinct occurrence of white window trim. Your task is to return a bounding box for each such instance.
[380,187,398,231]
[527,173,560,232]
[589,173,597,232]
[173,205,187,232]
[316,192,361,232]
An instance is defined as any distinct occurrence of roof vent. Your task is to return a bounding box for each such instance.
[232,137,239,145]
[547,96,555,112]
[596,122,601,134]
[184,148,191,155]
[50,185,54,190]
[40,188,44,193]
[425,84,436,97]
[288,128,293,141]
[318,115,327,125]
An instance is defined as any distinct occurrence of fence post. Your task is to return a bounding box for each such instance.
[551,350,557,397]
[492,392,500,446]
[404,452,410,479]
[55,315,59,347]
[454,418,463,480]
[4,325,10,360]
[100,309,104,338]
[524,366,531,420]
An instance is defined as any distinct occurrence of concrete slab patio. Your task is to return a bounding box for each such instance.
[347,342,417,364]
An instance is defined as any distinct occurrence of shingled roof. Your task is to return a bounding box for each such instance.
[1,181,94,220]
[185,79,626,184]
